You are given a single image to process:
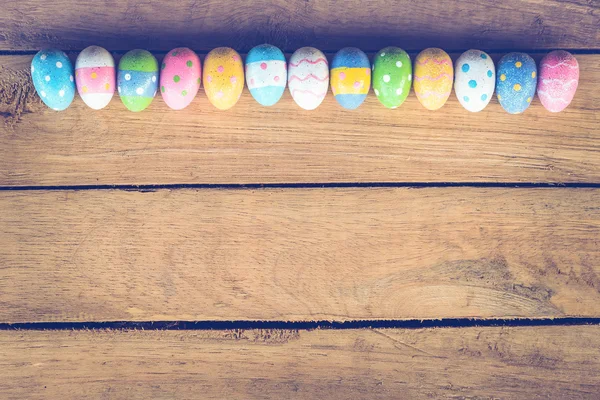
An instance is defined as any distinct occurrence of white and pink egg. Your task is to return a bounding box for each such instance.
[75,45,116,110]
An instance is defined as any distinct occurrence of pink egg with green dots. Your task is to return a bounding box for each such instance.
[160,48,201,110]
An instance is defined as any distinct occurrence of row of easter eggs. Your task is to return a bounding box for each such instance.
[31,45,579,114]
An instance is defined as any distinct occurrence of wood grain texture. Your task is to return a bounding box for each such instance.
[2,3,599,398]
[1,54,599,186]
[2,326,600,399]
[1,188,599,323]
[1,0,599,51]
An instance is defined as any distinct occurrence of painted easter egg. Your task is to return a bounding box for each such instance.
[454,50,495,112]
[246,44,286,106]
[330,47,370,110]
[117,49,158,112]
[537,50,579,113]
[31,49,75,111]
[372,47,412,109]
[160,47,201,110]
[496,53,537,114]
[414,48,453,110]
[75,46,115,110]
[288,47,329,110]
[203,47,244,110]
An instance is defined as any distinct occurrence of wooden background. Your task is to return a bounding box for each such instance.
[1,0,599,398]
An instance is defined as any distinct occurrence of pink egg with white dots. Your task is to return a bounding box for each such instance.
[160,47,201,110]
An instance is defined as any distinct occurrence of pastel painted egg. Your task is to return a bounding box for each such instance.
[246,44,286,106]
[372,47,412,109]
[160,47,201,110]
[31,49,75,111]
[75,46,115,110]
[454,50,495,112]
[537,50,579,113]
[330,47,370,110]
[496,52,537,114]
[118,49,158,112]
[288,47,329,110]
[203,47,244,110]
[414,48,453,110]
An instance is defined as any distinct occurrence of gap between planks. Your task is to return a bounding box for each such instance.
[2,317,600,331]
[2,182,600,191]
[3,49,600,57]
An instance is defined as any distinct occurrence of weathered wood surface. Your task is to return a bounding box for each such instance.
[2,326,600,399]
[1,0,598,52]
[2,1,600,399]
[1,54,599,186]
[1,188,598,323]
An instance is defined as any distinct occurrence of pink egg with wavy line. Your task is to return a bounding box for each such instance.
[537,50,579,113]
[160,47,201,110]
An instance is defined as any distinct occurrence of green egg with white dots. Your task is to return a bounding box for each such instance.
[372,47,412,109]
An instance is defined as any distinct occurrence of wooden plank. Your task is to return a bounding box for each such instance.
[1,54,599,186]
[1,187,599,323]
[2,326,600,399]
[1,0,598,51]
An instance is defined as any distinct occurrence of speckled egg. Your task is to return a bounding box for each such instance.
[246,44,286,107]
[31,49,75,111]
[203,47,244,110]
[372,47,412,109]
[537,50,579,113]
[75,46,115,110]
[160,47,201,110]
[454,50,495,112]
[288,47,329,110]
[330,47,370,110]
[496,53,537,114]
[118,49,158,112]
[414,48,453,110]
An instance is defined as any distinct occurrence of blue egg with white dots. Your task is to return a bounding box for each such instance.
[246,44,287,107]
[31,49,75,111]
[454,49,495,112]
[496,52,537,114]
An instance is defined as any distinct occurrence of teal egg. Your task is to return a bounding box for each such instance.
[246,44,287,106]
[31,49,75,111]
